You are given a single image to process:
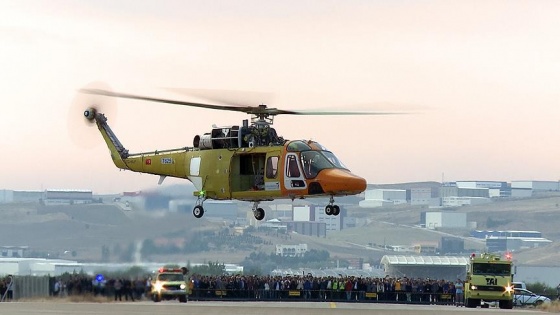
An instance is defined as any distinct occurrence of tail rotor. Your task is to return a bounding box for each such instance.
[67,81,117,148]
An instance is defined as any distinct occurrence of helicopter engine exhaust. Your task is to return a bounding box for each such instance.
[194,133,213,149]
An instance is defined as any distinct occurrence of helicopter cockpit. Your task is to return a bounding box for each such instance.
[286,140,348,179]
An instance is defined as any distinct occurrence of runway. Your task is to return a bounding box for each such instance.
[0,301,546,315]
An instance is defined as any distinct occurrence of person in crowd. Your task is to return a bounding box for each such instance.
[113,279,123,301]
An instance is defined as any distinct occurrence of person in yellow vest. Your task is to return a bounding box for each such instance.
[395,279,402,301]
[332,279,339,300]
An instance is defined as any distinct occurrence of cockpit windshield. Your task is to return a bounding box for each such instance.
[157,273,184,282]
[287,140,311,152]
[472,263,511,276]
[300,150,348,179]
[308,141,328,151]
[322,151,347,169]
[286,140,349,179]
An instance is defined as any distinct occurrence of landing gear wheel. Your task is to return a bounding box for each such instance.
[465,298,479,308]
[325,205,333,215]
[254,208,265,221]
[535,300,543,307]
[332,205,340,216]
[152,293,161,302]
[499,300,513,309]
[193,205,204,218]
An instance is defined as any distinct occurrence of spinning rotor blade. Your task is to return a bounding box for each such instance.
[166,88,275,108]
[279,109,405,116]
[80,88,262,114]
[80,88,406,117]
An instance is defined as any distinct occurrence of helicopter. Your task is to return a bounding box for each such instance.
[79,88,393,221]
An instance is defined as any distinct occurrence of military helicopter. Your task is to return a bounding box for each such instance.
[79,88,394,221]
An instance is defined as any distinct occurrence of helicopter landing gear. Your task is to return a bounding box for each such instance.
[325,196,340,216]
[252,202,265,221]
[193,205,204,218]
[193,196,206,218]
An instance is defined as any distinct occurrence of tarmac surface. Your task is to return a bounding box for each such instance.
[0,301,547,315]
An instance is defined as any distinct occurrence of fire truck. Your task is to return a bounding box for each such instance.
[463,253,514,309]
[150,267,189,303]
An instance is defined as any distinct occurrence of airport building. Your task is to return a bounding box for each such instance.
[510,180,560,198]
[275,244,308,257]
[380,255,469,280]
[455,181,509,197]
[511,180,560,191]
[470,230,543,239]
[441,196,491,207]
[470,230,552,252]
[407,187,440,206]
[43,189,93,205]
[285,221,327,237]
[293,205,313,221]
[313,207,344,232]
[421,211,467,229]
[266,204,293,221]
[359,189,407,208]
[485,237,552,252]
[510,188,532,198]
[13,190,44,203]
[0,189,93,204]
[0,246,29,258]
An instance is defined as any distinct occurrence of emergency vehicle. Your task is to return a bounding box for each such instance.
[463,253,514,309]
[150,267,188,303]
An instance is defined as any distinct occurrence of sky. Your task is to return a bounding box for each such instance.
[1,0,560,194]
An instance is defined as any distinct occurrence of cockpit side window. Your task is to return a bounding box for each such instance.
[266,156,279,179]
[286,155,301,178]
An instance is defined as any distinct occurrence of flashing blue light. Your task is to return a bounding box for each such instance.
[96,274,105,282]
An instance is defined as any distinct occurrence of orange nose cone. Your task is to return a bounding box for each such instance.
[317,169,367,195]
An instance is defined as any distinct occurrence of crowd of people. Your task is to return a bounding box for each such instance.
[0,276,14,301]
[49,273,464,304]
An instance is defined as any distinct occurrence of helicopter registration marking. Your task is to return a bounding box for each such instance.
[161,158,173,164]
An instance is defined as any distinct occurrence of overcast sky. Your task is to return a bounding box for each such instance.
[1,0,560,194]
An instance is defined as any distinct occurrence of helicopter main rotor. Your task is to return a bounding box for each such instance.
[79,88,402,128]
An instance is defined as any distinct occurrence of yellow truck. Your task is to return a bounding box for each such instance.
[463,253,514,309]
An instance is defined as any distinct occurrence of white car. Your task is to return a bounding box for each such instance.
[512,282,526,290]
[514,288,551,307]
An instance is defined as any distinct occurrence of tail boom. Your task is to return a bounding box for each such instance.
[93,112,191,179]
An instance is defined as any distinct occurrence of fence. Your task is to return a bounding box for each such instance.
[1,275,50,301]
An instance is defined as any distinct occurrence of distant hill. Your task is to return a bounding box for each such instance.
[1,189,560,267]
